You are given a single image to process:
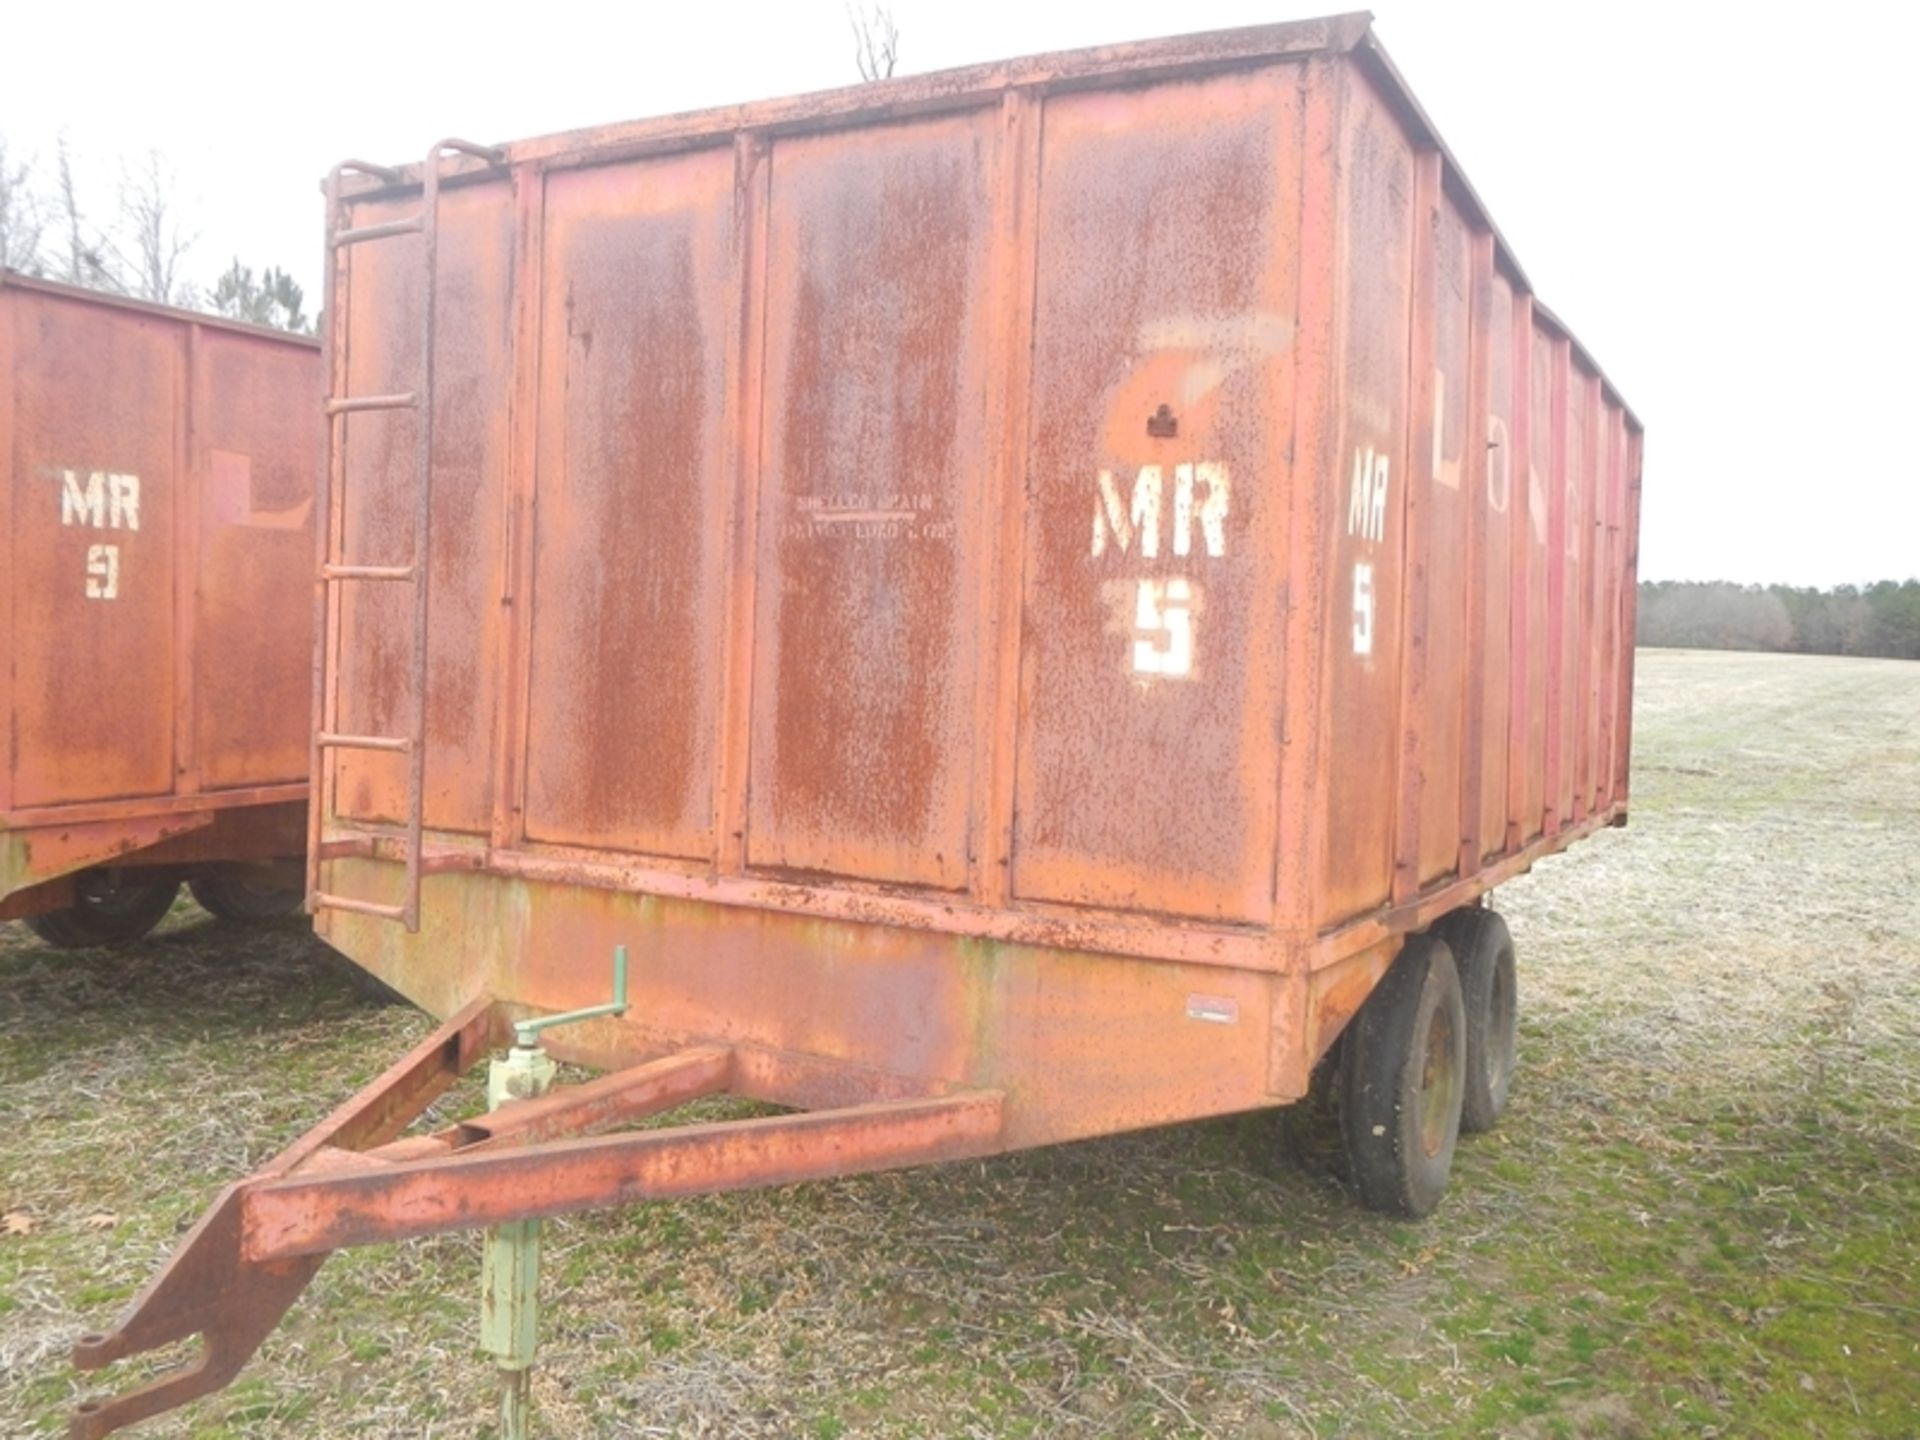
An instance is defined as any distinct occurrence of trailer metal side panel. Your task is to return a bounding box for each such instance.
[1012,68,1296,922]
[1566,361,1594,824]
[1524,316,1554,840]
[521,151,735,858]
[747,112,996,890]
[1480,264,1516,860]
[1412,188,1472,887]
[1320,72,1415,918]
[7,287,180,807]
[0,273,318,909]
[193,326,320,789]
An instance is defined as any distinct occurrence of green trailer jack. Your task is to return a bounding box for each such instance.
[480,947,629,1438]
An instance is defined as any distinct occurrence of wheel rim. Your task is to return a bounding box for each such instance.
[1417,999,1462,1158]
[1487,951,1516,1095]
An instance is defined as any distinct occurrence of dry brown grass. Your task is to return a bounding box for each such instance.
[3,648,1917,1437]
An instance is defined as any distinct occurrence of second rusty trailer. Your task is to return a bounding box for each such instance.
[75,12,1641,1434]
[1,274,319,945]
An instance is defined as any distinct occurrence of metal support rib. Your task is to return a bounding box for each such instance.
[304,165,347,916]
[401,149,445,933]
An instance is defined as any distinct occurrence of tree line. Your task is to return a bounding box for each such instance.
[0,134,311,334]
[1637,580,1920,660]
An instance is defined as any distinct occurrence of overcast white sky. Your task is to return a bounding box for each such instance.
[3,1,1914,585]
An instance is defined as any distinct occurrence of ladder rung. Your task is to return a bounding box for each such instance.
[317,732,413,753]
[327,392,417,415]
[310,892,407,921]
[322,563,416,582]
[422,848,486,875]
[332,216,424,247]
[315,832,484,873]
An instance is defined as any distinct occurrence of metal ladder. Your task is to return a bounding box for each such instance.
[306,141,505,933]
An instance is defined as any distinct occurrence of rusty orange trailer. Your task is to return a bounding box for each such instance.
[0,274,319,944]
[73,13,1642,1433]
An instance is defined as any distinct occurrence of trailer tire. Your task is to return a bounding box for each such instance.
[1434,907,1517,1133]
[1340,934,1466,1219]
[1279,1032,1351,1182]
[189,874,304,922]
[23,874,180,950]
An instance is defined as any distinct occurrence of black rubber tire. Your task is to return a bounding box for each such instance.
[1340,934,1467,1219]
[1434,907,1518,1134]
[1279,1031,1351,1182]
[23,875,180,950]
[189,874,304,922]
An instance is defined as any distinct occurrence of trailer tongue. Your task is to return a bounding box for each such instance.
[70,990,1002,1439]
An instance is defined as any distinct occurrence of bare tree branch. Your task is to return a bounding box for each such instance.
[0,136,48,274]
[55,139,120,292]
[15,136,299,325]
[118,150,197,306]
[848,4,898,82]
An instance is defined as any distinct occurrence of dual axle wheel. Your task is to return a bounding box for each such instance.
[1298,905,1518,1218]
[22,869,303,950]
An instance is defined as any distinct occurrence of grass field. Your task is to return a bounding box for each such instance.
[3,648,1917,1438]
